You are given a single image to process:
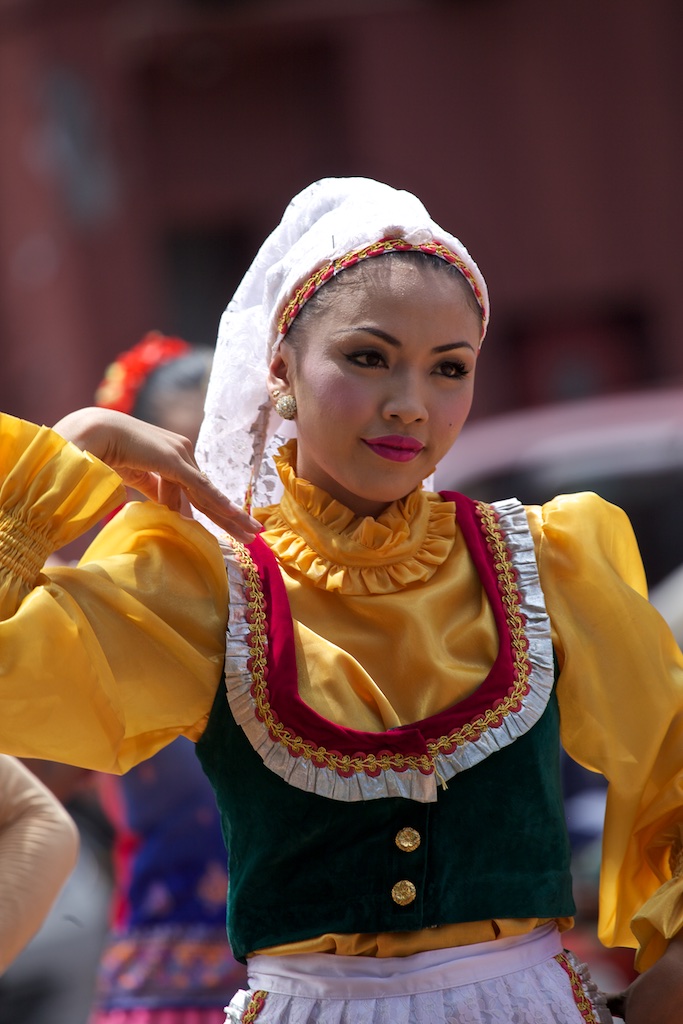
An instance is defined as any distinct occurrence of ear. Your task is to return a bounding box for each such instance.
[267,343,294,400]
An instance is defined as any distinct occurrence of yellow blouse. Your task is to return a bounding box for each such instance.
[1,414,682,970]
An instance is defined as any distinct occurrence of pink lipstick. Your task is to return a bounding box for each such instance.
[362,435,425,462]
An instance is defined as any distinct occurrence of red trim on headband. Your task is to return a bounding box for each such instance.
[276,237,488,340]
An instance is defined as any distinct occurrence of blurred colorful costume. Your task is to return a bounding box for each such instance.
[92,739,245,1023]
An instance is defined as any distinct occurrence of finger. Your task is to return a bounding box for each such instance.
[125,465,260,541]
[192,498,262,544]
[181,471,262,540]
[117,468,164,502]
[158,477,183,513]
[605,991,627,1018]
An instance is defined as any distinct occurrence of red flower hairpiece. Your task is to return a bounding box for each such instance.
[95,331,191,414]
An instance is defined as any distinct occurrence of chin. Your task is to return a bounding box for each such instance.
[333,467,424,516]
[354,485,418,516]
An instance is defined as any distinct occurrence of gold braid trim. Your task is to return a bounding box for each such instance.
[231,500,532,780]
[555,954,601,1023]
[241,989,267,1022]
[276,236,487,338]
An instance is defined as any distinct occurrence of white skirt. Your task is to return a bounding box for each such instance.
[223,924,613,1023]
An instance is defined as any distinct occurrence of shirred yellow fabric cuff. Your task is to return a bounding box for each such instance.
[0,414,126,576]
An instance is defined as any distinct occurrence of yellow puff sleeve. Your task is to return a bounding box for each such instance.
[0,414,228,773]
[526,492,683,969]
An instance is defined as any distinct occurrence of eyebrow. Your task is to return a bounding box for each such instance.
[352,326,476,354]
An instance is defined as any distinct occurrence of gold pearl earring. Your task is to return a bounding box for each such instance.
[275,394,297,420]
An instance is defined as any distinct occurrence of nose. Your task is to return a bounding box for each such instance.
[382,372,428,424]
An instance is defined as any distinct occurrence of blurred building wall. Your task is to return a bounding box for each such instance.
[0,0,681,423]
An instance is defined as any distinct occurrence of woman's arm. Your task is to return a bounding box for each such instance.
[527,493,683,1010]
[0,412,230,770]
[607,930,683,1023]
[0,756,79,973]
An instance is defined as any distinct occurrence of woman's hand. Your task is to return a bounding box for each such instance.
[53,407,262,544]
[606,930,683,1022]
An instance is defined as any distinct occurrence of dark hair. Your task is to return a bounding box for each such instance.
[285,249,483,344]
[132,345,213,424]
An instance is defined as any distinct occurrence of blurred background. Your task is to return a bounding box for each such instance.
[1,0,683,1017]
[1,0,682,425]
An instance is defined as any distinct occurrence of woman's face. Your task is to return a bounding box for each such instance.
[269,258,482,517]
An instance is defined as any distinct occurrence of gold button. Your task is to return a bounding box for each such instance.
[391,879,417,906]
[395,827,421,853]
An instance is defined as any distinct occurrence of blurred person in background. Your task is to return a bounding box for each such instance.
[0,730,114,1023]
[0,755,79,974]
[88,334,247,1024]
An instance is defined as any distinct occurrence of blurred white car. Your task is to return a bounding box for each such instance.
[435,386,683,643]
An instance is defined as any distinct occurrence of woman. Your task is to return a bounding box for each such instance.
[0,178,682,1023]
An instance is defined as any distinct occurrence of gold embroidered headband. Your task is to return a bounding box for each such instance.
[276,236,488,340]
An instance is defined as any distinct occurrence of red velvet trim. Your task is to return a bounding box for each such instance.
[246,535,428,757]
[244,492,519,760]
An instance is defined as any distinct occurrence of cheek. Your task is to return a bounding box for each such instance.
[300,367,367,422]
[440,392,473,438]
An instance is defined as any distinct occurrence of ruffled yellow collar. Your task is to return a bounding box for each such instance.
[253,441,456,595]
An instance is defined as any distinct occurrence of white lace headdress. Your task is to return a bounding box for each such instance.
[195,177,489,526]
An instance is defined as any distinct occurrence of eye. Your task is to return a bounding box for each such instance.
[346,349,388,369]
[435,359,469,379]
